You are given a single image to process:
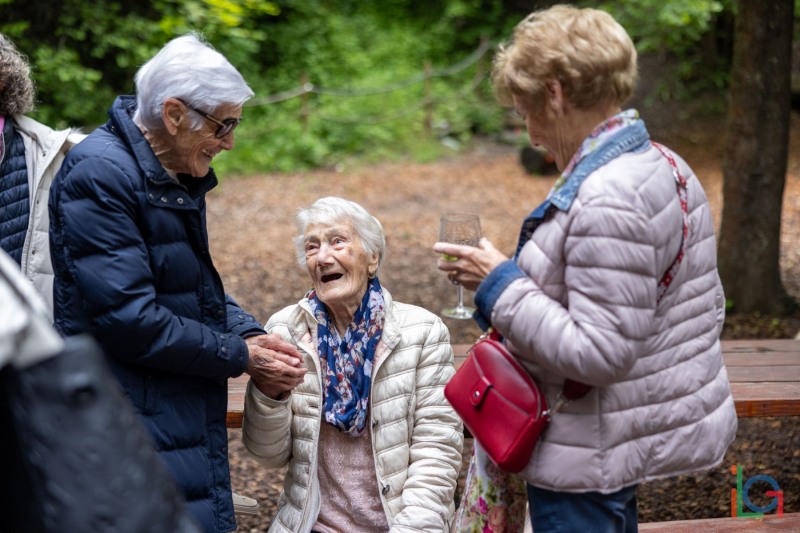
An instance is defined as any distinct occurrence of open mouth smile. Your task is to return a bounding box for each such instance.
[321,273,344,283]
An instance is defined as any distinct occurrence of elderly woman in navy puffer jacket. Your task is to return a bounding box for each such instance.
[49,34,307,533]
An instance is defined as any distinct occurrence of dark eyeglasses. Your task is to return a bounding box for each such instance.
[177,99,241,138]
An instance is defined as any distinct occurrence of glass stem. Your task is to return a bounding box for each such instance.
[455,285,465,312]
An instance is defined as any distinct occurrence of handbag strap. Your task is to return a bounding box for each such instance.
[548,379,591,417]
[651,142,689,304]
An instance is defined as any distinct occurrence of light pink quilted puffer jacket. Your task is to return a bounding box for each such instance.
[492,144,738,493]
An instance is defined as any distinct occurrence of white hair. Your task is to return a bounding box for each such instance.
[132,33,254,132]
[295,197,386,274]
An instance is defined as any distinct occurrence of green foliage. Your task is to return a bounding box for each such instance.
[591,0,728,55]
[0,0,754,174]
[2,0,281,127]
[211,2,507,175]
[30,47,113,127]
[582,0,734,98]
[2,0,511,173]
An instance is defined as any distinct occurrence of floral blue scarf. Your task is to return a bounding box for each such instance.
[306,277,386,436]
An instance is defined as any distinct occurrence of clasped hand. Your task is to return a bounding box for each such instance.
[245,334,307,399]
[433,237,508,290]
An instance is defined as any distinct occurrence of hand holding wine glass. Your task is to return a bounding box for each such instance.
[438,213,481,319]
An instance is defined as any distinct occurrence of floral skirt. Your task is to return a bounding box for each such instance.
[453,442,532,532]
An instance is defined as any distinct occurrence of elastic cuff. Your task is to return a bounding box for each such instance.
[248,380,291,406]
[474,260,525,326]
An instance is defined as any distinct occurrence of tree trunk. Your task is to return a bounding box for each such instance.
[718,0,796,314]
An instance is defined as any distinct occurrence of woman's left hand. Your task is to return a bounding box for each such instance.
[245,334,307,399]
[433,237,508,291]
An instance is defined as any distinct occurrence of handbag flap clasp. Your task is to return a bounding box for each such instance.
[469,377,492,407]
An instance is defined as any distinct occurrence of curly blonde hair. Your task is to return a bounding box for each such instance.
[0,33,35,116]
[492,5,637,115]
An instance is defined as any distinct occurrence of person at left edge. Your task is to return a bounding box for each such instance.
[48,33,307,533]
[0,33,85,321]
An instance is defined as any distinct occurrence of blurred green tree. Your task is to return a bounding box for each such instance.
[1,0,779,173]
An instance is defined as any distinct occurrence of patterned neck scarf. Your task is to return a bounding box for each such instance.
[306,277,386,436]
[513,109,647,260]
[547,109,641,199]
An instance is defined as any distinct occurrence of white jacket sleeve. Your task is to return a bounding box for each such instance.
[241,316,296,468]
[241,380,293,468]
[391,319,464,533]
[0,250,64,369]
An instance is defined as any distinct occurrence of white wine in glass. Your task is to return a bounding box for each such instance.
[439,213,481,319]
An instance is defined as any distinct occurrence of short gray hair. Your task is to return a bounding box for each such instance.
[133,33,254,132]
[295,197,386,274]
[0,33,35,116]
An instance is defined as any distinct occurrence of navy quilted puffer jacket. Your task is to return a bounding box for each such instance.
[0,119,30,263]
[49,95,265,532]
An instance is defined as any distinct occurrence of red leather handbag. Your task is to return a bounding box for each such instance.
[445,331,590,473]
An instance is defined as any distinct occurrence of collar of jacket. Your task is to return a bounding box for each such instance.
[291,286,402,373]
[109,95,218,204]
[13,114,78,180]
[549,119,651,212]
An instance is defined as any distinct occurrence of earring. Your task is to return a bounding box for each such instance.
[368,270,376,279]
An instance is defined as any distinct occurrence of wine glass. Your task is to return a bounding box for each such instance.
[439,213,482,319]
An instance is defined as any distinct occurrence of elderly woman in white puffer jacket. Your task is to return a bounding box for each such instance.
[243,196,463,533]
[435,5,737,533]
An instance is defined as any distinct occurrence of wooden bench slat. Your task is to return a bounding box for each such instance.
[726,365,800,382]
[639,513,800,532]
[723,352,800,367]
[729,381,800,417]
[227,411,243,429]
[722,339,800,352]
[729,381,800,401]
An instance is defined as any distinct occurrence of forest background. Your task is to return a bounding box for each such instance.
[9,0,800,312]
[2,0,770,175]
[4,0,800,526]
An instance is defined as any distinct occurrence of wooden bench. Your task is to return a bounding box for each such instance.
[639,512,800,531]
[227,338,800,428]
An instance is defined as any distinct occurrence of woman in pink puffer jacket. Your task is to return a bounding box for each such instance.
[434,6,737,532]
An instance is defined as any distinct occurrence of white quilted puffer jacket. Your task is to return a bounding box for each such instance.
[0,249,64,369]
[242,289,463,532]
[14,115,84,321]
[481,142,738,493]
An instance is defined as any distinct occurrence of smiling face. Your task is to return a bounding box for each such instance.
[168,100,241,177]
[303,220,379,329]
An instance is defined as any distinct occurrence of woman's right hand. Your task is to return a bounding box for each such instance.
[433,237,508,291]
